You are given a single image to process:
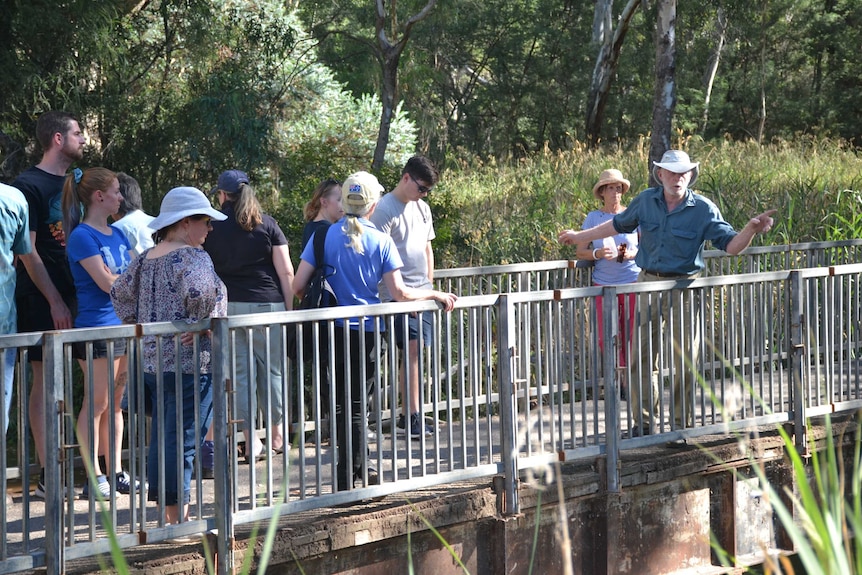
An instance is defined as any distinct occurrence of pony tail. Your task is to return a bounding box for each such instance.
[61,168,84,236]
[343,216,366,255]
[233,182,263,231]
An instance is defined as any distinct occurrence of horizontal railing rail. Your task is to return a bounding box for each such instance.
[433,238,862,294]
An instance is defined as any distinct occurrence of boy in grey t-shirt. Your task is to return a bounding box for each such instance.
[369,156,438,438]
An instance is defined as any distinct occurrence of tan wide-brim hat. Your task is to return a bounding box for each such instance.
[592,169,631,200]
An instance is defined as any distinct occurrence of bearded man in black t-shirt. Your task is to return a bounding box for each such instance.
[13,111,85,498]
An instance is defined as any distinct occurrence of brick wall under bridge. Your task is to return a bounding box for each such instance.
[58,418,853,575]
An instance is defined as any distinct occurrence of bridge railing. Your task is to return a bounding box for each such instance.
[433,238,862,294]
[1,245,861,574]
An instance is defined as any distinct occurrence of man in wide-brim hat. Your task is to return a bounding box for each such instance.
[558,150,776,443]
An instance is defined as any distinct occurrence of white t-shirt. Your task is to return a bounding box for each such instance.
[111,209,155,255]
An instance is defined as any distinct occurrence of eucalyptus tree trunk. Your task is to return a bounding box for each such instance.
[585,0,641,148]
[371,0,437,172]
[700,7,727,135]
[649,0,676,188]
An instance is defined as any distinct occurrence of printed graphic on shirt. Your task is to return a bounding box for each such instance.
[47,194,66,247]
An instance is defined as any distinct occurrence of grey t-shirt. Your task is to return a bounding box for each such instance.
[369,192,435,300]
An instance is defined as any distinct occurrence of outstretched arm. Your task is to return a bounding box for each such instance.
[725,209,777,255]
[558,219,617,247]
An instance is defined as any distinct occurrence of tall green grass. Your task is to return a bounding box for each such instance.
[431,138,862,267]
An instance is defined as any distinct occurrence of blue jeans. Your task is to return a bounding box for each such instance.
[145,372,213,506]
[2,347,15,434]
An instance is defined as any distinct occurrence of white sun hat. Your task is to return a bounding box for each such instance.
[653,150,699,186]
[148,186,227,232]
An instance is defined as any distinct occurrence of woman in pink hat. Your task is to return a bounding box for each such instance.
[575,169,640,397]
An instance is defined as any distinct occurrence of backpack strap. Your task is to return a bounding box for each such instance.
[312,222,330,269]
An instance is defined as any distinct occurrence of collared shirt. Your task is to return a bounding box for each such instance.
[612,186,737,276]
[111,209,155,255]
[0,183,31,335]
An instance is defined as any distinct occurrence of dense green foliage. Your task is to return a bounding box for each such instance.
[1,1,861,266]
[302,0,862,158]
[430,138,862,267]
[0,1,417,222]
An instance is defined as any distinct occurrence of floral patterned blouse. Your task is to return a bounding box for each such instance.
[111,246,227,374]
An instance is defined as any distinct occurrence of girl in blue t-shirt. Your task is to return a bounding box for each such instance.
[63,167,134,498]
[293,171,457,492]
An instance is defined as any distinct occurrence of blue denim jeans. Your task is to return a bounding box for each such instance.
[2,347,15,434]
[145,372,213,506]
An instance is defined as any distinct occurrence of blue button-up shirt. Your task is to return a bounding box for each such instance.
[613,186,737,276]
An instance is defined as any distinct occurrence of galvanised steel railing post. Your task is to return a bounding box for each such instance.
[789,271,808,454]
[211,317,235,574]
[602,286,621,493]
[497,295,520,515]
[43,331,64,574]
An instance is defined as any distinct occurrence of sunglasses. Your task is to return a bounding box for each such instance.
[409,174,432,194]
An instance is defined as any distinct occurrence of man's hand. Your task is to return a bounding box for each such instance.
[434,291,458,312]
[51,301,73,330]
[558,229,579,246]
[748,209,777,234]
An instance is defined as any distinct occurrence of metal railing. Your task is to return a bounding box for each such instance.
[0,241,860,574]
[433,238,862,294]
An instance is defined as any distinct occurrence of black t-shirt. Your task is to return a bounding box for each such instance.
[203,202,289,303]
[13,166,75,297]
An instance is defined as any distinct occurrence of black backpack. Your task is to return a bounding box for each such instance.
[288,225,338,361]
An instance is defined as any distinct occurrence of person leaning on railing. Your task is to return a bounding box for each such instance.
[292,171,457,493]
[559,150,776,444]
[110,186,227,528]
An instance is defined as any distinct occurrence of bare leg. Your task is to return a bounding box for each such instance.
[106,357,127,474]
[165,503,189,525]
[399,339,422,417]
[271,422,284,452]
[28,361,46,466]
[77,357,120,477]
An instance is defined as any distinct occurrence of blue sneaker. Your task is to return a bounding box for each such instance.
[114,471,145,494]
